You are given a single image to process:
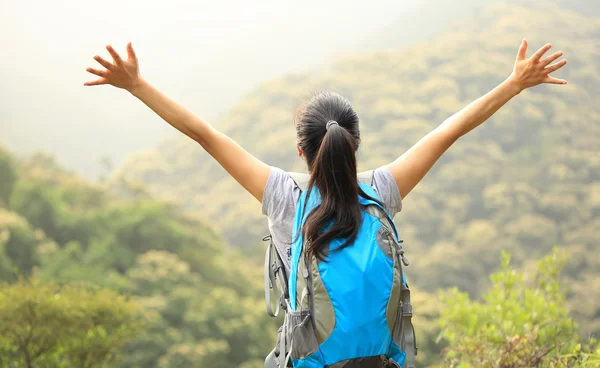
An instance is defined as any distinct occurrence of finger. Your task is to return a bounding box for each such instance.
[540,51,563,66]
[86,67,109,78]
[517,39,528,60]
[532,43,552,61]
[106,45,123,66]
[126,42,137,62]
[545,59,567,74]
[83,78,109,86]
[544,76,567,85]
[93,55,114,70]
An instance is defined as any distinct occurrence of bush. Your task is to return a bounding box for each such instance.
[438,249,600,367]
[0,279,142,368]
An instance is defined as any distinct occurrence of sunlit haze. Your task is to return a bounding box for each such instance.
[1,0,423,178]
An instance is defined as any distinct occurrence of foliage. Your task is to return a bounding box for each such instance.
[411,291,446,367]
[118,251,275,368]
[0,279,141,368]
[0,148,17,207]
[114,2,600,339]
[438,249,600,367]
[0,151,278,367]
[0,208,46,280]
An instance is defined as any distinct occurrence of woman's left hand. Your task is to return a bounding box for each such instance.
[84,42,142,92]
[508,39,567,92]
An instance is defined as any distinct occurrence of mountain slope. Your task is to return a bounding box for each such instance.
[0,147,279,367]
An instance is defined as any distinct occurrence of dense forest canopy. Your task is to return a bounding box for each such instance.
[114,2,600,337]
[2,147,598,367]
[0,148,278,367]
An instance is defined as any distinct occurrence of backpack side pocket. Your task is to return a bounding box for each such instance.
[288,310,319,360]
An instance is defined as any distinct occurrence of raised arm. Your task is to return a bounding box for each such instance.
[84,43,270,202]
[386,40,567,198]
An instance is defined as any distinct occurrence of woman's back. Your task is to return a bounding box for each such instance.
[262,166,402,271]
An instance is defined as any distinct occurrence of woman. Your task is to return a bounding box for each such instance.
[84,40,567,366]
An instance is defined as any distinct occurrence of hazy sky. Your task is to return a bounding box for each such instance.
[0,0,422,178]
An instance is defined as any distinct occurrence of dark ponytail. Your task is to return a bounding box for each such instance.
[295,92,379,261]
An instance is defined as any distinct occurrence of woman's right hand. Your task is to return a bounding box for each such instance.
[84,42,141,92]
[83,42,271,203]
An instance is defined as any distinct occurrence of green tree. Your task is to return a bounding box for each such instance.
[157,339,230,368]
[0,279,142,368]
[0,209,45,281]
[9,181,60,242]
[0,147,18,207]
[119,251,278,368]
[438,249,600,367]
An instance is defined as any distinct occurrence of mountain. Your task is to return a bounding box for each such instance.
[363,0,600,52]
[114,2,600,337]
[5,0,597,180]
[0,0,415,179]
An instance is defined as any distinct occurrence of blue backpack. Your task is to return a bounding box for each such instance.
[264,172,417,368]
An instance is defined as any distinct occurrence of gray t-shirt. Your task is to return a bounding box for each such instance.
[262,166,402,272]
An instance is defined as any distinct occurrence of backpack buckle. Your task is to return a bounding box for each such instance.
[397,247,410,266]
[402,302,413,317]
[401,255,410,266]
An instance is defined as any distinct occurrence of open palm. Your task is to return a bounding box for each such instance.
[84,43,140,90]
[510,40,567,91]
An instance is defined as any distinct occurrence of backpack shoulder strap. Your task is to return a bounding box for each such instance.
[288,172,310,192]
[264,235,288,318]
[288,170,375,193]
[358,170,375,186]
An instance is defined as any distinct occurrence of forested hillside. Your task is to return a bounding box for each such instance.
[365,0,600,53]
[0,148,277,367]
[114,2,600,338]
[4,148,599,367]
[1,148,452,367]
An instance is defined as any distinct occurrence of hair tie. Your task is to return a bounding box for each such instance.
[326,120,339,130]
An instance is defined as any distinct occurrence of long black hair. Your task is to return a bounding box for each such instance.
[295,91,381,261]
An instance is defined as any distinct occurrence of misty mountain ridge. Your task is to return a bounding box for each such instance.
[3,0,597,179]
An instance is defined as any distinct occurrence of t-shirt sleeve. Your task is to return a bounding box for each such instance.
[261,166,300,219]
[371,166,402,218]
